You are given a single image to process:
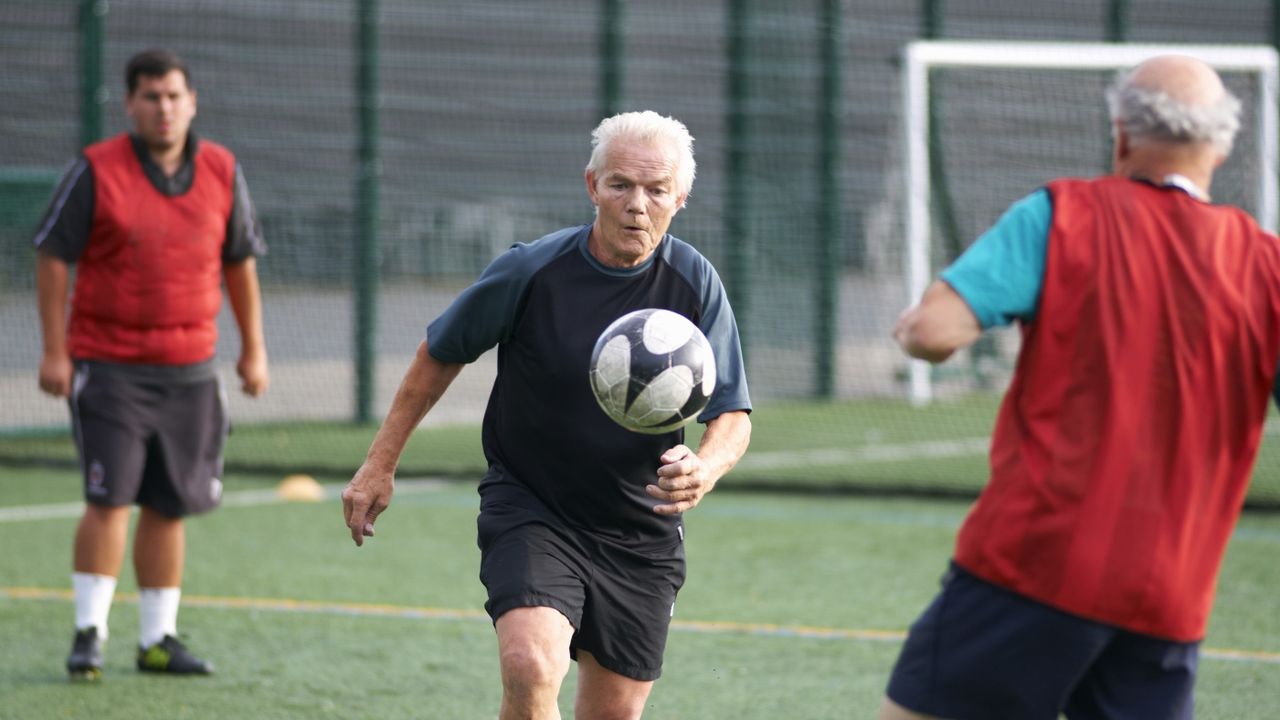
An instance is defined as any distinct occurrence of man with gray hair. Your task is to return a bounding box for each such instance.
[342,110,751,718]
[881,55,1280,719]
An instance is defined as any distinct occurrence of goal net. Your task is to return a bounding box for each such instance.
[899,40,1279,404]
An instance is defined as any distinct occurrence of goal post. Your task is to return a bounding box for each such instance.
[900,40,1280,405]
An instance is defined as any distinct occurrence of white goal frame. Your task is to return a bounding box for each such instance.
[901,40,1280,404]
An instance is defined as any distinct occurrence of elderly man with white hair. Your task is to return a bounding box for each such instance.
[342,111,752,719]
[882,55,1280,720]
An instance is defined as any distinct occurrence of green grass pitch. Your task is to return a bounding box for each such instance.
[1,448,1278,718]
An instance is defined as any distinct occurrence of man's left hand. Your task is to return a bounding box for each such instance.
[647,444,715,515]
[237,350,269,397]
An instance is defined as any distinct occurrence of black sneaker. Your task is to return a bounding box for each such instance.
[136,635,214,675]
[67,626,104,681]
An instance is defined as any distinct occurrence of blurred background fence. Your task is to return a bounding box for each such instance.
[4,0,1280,505]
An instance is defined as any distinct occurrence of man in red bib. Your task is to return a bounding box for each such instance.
[883,56,1280,719]
[34,49,269,680]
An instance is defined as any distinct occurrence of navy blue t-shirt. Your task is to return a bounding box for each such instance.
[428,224,751,549]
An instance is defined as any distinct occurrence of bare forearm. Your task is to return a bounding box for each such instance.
[224,258,266,354]
[365,341,464,473]
[695,411,752,484]
[36,254,69,356]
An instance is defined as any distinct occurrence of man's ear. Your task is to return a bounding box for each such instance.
[584,170,598,206]
[1113,124,1131,162]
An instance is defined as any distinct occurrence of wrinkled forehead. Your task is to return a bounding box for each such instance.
[598,137,680,181]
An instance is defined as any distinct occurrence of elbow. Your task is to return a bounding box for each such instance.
[735,414,752,456]
[895,316,962,363]
[893,281,983,363]
[728,412,753,467]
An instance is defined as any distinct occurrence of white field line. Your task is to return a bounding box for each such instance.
[4,464,1279,664]
[3,586,1276,665]
[1,435,995,524]
[0,478,448,524]
[9,416,1280,521]
[739,437,990,470]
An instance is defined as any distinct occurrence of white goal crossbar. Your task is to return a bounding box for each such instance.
[901,40,1280,404]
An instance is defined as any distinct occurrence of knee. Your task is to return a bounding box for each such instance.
[499,638,568,697]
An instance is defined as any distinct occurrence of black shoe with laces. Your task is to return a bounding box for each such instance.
[67,626,104,681]
[136,635,214,675]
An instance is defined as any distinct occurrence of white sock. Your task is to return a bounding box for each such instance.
[138,587,181,649]
[72,572,117,640]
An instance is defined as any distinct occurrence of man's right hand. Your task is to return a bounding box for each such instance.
[342,464,394,547]
[38,352,73,398]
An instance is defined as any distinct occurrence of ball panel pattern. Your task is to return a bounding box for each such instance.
[589,308,716,434]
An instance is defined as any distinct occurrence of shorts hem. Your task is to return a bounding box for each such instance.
[884,687,939,718]
[574,649,661,682]
[487,592,580,630]
[85,498,217,519]
[84,496,131,508]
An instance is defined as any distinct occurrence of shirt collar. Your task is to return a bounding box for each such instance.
[128,131,199,197]
[1160,173,1209,201]
[1131,173,1209,202]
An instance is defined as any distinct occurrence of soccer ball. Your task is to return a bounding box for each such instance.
[589,308,717,434]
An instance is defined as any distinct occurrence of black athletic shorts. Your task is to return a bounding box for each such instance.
[886,562,1199,720]
[69,360,228,518]
[477,479,686,682]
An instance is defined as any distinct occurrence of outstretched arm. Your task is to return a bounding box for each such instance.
[224,257,269,397]
[648,410,752,515]
[342,340,464,546]
[893,280,982,363]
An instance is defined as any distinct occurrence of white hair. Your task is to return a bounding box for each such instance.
[1106,68,1242,156]
[586,111,696,205]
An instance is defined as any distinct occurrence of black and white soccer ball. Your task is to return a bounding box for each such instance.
[589,308,717,434]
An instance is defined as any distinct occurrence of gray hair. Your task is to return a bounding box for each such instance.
[1106,68,1242,156]
[586,111,696,205]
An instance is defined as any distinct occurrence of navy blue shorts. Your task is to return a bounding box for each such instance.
[478,511,685,682]
[886,563,1199,720]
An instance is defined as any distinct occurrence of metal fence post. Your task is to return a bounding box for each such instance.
[600,0,623,120]
[354,0,380,424]
[1107,0,1131,42]
[725,0,750,354]
[815,0,841,399]
[79,0,106,148]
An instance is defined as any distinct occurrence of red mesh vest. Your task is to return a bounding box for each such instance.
[954,177,1280,641]
[70,133,235,365]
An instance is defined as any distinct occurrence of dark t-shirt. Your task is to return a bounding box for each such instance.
[428,224,751,551]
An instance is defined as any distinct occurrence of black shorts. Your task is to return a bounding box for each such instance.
[886,563,1199,720]
[477,498,686,682]
[69,361,228,518]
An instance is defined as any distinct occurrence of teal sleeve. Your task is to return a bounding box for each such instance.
[939,189,1051,329]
